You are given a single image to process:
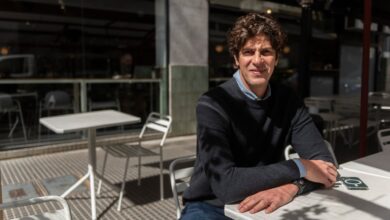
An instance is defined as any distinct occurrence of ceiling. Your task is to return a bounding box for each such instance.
[1,0,390,56]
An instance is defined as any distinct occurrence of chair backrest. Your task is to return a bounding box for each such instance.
[169,155,196,219]
[0,195,72,220]
[284,140,338,168]
[324,140,339,168]
[0,93,14,111]
[304,97,333,114]
[369,91,390,98]
[377,128,390,151]
[139,112,172,146]
[43,90,72,109]
[333,100,360,118]
[284,145,299,160]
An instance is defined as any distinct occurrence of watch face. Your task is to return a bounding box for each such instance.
[293,179,305,195]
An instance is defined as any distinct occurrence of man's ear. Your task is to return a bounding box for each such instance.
[234,55,239,68]
[275,55,279,67]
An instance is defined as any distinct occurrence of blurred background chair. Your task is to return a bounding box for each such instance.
[88,97,120,111]
[169,155,196,220]
[0,93,27,141]
[304,97,341,148]
[369,91,390,127]
[0,195,72,220]
[38,90,74,138]
[377,128,390,152]
[87,84,121,111]
[284,140,338,168]
[333,99,378,148]
[97,112,172,211]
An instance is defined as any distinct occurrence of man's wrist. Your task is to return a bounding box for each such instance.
[292,179,306,196]
[292,159,307,178]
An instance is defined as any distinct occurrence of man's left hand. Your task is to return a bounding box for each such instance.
[238,183,298,214]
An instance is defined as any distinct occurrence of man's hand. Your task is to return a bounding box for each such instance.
[300,159,338,188]
[238,183,298,214]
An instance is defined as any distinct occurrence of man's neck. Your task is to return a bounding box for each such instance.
[249,85,267,98]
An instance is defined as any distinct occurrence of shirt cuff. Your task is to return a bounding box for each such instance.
[292,159,307,178]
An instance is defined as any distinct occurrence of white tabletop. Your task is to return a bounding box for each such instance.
[39,110,141,133]
[225,151,390,220]
[340,150,390,178]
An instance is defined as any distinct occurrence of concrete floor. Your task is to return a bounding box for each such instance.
[0,127,382,220]
[0,135,196,220]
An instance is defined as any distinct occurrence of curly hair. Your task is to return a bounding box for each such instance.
[227,12,286,59]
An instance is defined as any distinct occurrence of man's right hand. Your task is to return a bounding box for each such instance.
[300,159,338,188]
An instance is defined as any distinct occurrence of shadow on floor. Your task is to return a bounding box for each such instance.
[108,174,174,206]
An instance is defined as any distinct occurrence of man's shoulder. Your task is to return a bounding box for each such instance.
[197,78,239,114]
[270,81,299,100]
[201,78,237,100]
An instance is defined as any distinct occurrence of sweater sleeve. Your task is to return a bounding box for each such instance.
[196,97,302,204]
[290,100,337,194]
[290,103,336,164]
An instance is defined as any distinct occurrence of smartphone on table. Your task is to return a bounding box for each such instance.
[340,177,369,190]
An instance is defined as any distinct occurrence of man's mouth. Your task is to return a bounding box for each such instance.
[250,69,267,74]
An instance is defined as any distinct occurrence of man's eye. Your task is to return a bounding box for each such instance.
[261,50,275,56]
[242,50,254,56]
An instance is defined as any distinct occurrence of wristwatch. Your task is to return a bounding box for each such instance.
[292,179,305,196]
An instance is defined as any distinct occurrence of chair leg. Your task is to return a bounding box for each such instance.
[38,108,42,141]
[137,155,141,186]
[18,110,27,141]
[8,116,18,139]
[118,157,130,212]
[160,146,164,200]
[97,151,109,195]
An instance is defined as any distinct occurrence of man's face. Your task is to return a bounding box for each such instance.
[234,34,278,93]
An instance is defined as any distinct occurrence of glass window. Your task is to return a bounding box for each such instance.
[0,0,162,149]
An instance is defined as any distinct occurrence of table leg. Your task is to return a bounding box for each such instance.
[61,173,90,197]
[88,128,97,220]
[1,168,3,220]
[59,128,97,220]
[88,164,96,220]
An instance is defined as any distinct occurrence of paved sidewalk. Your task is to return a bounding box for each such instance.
[0,135,196,220]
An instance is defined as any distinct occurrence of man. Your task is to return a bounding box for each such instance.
[181,12,338,219]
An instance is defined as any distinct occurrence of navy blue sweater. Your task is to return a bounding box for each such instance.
[183,78,334,205]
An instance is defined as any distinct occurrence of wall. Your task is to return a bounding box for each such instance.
[168,0,209,135]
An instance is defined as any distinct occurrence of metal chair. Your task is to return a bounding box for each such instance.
[169,155,196,219]
[38,90,73,138]
[304,97,341,147]
[88,97,121,111]
[284,145,299,160]
[0,93,27,141]
[377,128,390,151]
[333,100,378,148]
[97,112,172,211]
[0,195,72,220]
[88,84,121,111]
[284,140,338,168]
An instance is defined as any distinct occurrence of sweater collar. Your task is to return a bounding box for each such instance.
[233,70,271,101]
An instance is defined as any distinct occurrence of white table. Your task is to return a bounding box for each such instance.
[225,151,390,220]
[40,110,141,220]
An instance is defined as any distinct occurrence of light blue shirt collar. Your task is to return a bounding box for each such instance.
[233,70,271,101]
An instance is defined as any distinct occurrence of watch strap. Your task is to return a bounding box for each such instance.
[292,179,305,195]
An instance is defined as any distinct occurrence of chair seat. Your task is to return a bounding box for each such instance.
[90,101,118,110]
[103,144,159,158]
[97,112,172,209]
[337,118,378,128]
[0,195,72,220]
[15,209,68,220]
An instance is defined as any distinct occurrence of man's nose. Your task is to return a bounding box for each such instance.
[253,54,264,65]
